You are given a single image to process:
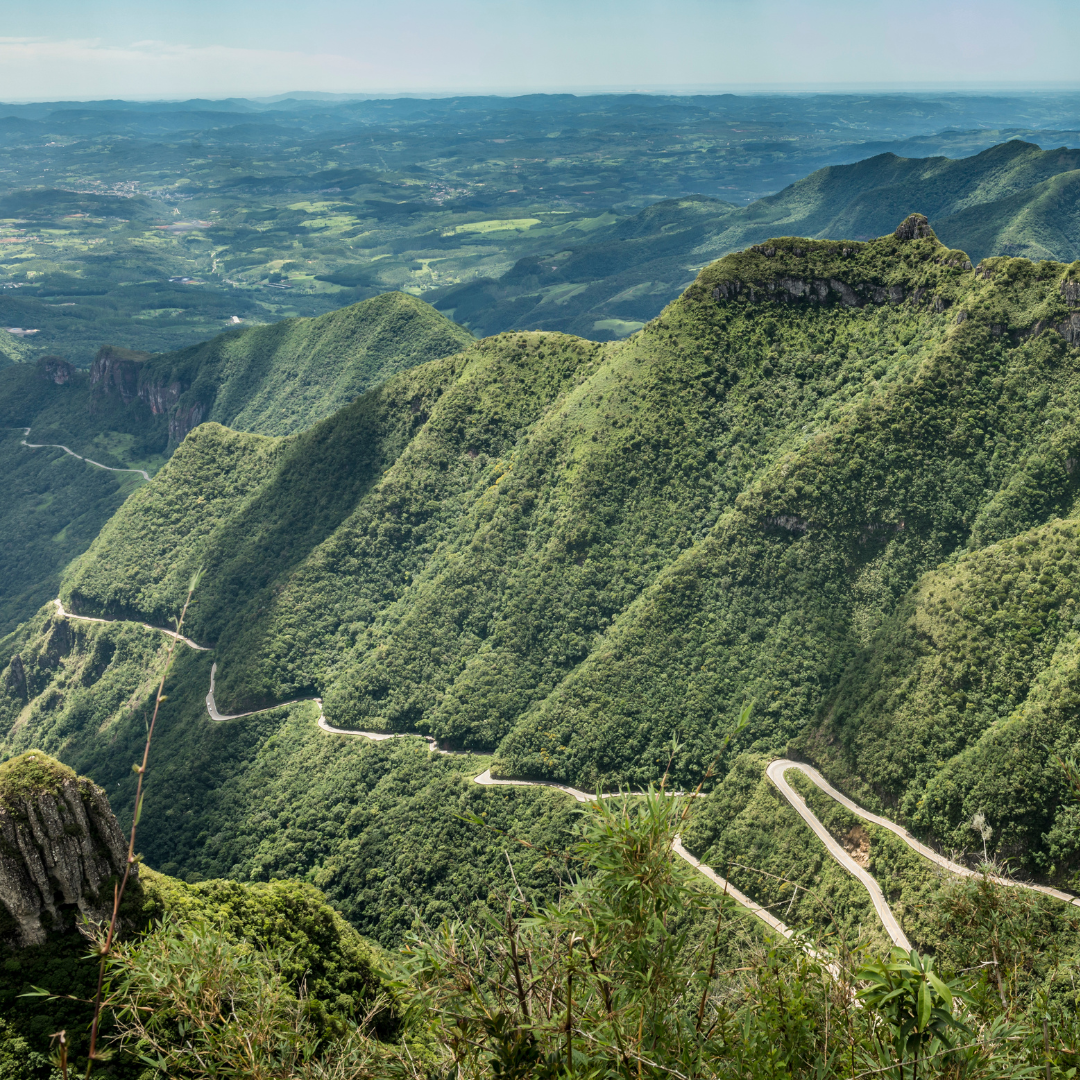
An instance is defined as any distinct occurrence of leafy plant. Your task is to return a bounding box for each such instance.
[97,916,396,1080]
[856,948,970,1080]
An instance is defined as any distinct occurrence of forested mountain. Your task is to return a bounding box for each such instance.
[714,139,1080,257]
[0,293,470,634]
[438,141,1080,337]
[6,215,1080,901]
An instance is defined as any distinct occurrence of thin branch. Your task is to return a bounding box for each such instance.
[84,573,201,1076]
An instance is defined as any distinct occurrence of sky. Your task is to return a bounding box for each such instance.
[0,0,1078,101]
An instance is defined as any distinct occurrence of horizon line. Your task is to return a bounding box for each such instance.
[4,81,1080,106]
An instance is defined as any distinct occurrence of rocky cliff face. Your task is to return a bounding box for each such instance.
[86,344,201,442]
[37,356,74,385]
[167,400,206,444]
[711,215,975,310]
[0,752,131,948]
[89,345,150,405]
[140,377,185,417]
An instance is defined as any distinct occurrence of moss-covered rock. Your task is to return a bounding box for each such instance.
[0,751,128,947]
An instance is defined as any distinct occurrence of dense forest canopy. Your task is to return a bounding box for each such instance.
[3,206,1080,1075]
[0,293,471,635]
[0,216,1076,893]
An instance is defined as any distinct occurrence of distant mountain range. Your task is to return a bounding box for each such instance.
[435,141,1080,338]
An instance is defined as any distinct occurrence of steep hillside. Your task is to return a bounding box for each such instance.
[796,511,1080,874]
[0,293,470,635]
[20,215,1080,890]
[438,141,1080,337]
[0,426,142,638]
[0,750,390,1074]
[0,292,472,455]
[932,167,1080,263]
[132,290,474,442]
[0,609,576,947]
[714,140,1080,256]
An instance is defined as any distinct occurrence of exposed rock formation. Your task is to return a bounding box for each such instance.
[1060,313,1080,345]
[86,343,204,443]
[36,356,74,385]
[140,377,185,417]
[712,276,910,308]
[894,213,935,241]
[0,752,131,948]
[89,345,150,405]
[168,400,207,445]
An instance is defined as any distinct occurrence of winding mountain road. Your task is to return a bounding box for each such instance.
[54,599,208,652]
[49,600,1080,949]
[19,428,151,481]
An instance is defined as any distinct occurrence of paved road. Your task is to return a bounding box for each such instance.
[21,428,151,481]
[767,759,912,950]
[768,759,1080,914]
[50,600,1080,949]
[55,598,209,651]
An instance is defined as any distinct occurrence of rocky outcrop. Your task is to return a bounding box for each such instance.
[894,213,935,241]
[168,400,207,445]
[139,377,185,417]
[0,752,131,948]
[710,217,973,312]
[712,277,910,308]
[1063,279,1080,307]
[89,345,149,405]
[36,356,74,385]
[86,344,201,440]
[1011,313,1080,346]
[765,514,810,533]
[5,655,26,701]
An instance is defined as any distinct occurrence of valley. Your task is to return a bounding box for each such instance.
[45,592,1080,954]
[0,291,472,634]
[3,91,1080,364]
[3,89,1080,1078]
[6,214,1080,917]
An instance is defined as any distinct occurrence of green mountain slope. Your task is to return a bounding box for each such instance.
[714,140,1080,253]
[436,141,1080,338]
[134,290,474,441]
[21,215,1080,890]
[0,293,470,635]
[796,511,1080,874]
[932,167,1080,262]
[0,427,142,637]
[0,608,576,946]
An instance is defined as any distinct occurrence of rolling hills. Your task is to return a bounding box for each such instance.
[5,215,1080,923]
[9,90,1080,360]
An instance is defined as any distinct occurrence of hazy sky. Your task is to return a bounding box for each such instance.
[1,0,1078,101]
